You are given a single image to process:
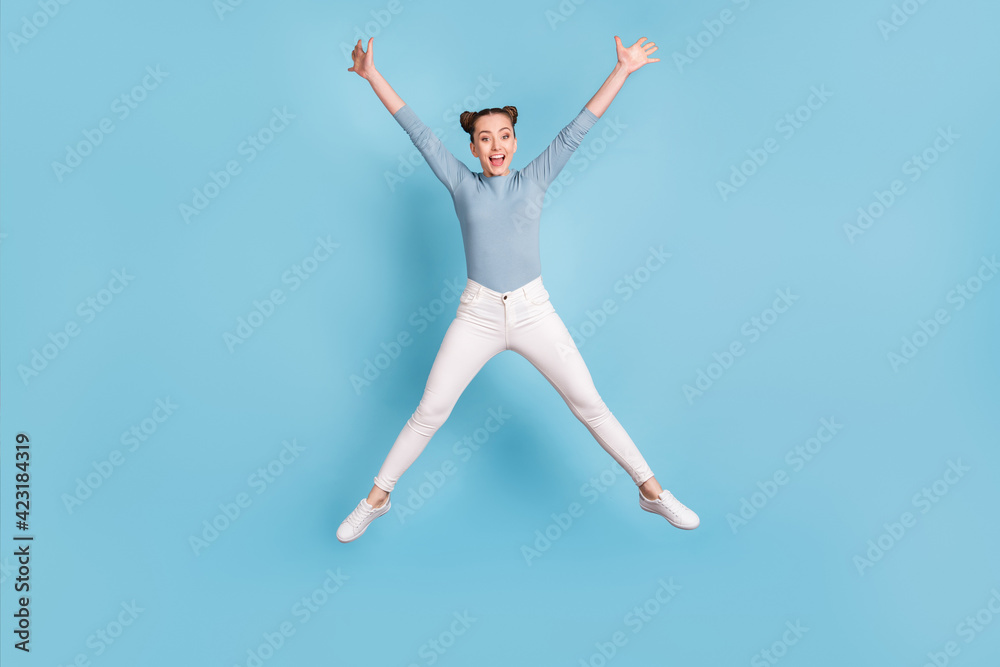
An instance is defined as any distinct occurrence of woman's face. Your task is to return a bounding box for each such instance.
[470,112,517,176]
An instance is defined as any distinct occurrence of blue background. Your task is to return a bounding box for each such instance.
[2,0,998,665]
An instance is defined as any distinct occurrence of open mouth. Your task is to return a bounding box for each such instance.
[489,153,505,167]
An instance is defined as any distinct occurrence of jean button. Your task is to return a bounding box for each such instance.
[503,295,507,300]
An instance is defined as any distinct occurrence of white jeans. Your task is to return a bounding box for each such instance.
[373,275,655,492]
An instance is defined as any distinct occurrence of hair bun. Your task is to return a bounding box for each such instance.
[460,106,518,143]
[502,105,518,126]
[459,110,477,136]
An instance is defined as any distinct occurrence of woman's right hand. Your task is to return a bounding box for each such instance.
[347,38,376,80]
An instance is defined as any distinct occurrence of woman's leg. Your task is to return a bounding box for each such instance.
[370,311,504,499]
[507,297,656,488]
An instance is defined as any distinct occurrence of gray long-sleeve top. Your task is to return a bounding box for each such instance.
[392,103,599,293]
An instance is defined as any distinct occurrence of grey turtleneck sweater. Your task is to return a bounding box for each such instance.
[392,103,599,292]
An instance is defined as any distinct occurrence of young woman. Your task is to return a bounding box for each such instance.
[338,35,698,542]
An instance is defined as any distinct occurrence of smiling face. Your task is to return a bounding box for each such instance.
[470,112,517,177]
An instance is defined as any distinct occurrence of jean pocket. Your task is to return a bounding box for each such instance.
[527,287,550,305]
[459,287,480,305]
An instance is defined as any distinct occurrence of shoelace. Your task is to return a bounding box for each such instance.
[346,502,374,528]
[655,490,690,517]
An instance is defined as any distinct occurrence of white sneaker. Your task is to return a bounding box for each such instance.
[337,497,391,543]
[639,488,700,530]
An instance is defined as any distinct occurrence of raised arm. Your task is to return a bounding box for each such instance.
[349,38,470,193]
[521,35,659,190]
[584,36,660,118]
[348,37,404,114]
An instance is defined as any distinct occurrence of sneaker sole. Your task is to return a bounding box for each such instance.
[640,500,699,530]
[337,501,391,543]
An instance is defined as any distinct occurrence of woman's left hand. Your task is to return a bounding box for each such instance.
[615,35,659,75]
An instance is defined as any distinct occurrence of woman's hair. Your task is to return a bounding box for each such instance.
[460,106,518,144]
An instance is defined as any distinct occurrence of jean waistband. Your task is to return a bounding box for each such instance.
[465,275,546,303]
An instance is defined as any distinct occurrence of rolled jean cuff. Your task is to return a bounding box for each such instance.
[373,475,394,493]
[634,469,655,486]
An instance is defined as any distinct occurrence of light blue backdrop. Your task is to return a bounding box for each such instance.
[2,0,998,665]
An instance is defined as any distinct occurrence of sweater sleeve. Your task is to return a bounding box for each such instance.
[520,106,599,191]
[392,104,471,195]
